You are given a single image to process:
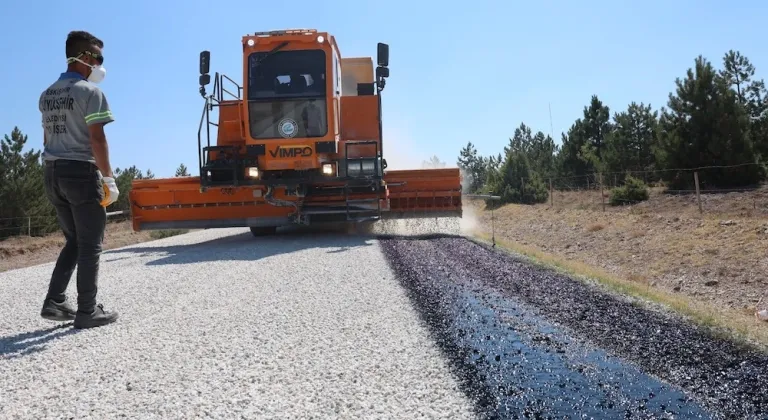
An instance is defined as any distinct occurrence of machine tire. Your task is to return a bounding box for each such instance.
[250,226,277,237]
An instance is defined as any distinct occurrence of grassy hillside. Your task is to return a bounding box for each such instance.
[468,185,768,348]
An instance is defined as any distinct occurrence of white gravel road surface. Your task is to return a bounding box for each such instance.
[0,228,477,419]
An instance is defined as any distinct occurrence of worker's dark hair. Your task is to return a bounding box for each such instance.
[65,31,103,59]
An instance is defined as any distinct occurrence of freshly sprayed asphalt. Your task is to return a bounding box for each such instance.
[1,227,766,419]
[379,234,768,420]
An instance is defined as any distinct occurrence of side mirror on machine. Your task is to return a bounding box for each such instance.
[376,66,389,80]
[199,51,211,97]
[377,43,389,67]
[376,43,389,92]
[200,50,210,75]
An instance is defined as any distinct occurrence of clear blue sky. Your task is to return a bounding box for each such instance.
[3,0,767,177]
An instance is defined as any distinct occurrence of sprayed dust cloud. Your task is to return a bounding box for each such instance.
[379,126,426,171]
[360,127,481,239]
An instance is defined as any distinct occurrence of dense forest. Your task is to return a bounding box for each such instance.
[2,50,767,240]
[456,50,768,205]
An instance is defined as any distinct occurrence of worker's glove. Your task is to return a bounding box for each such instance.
[100,176,119,207]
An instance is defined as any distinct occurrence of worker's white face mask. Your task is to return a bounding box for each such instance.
[67,57,106,84]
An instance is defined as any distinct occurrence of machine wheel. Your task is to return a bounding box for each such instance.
[249,226,277,237]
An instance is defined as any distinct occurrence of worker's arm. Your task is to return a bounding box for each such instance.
[89,123,113,178]
[39,93,47,148]
[84,87,115,178]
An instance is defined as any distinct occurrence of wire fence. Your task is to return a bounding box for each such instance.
[515,162,768,217]
[0,211,129,240]
[3,163,768,241]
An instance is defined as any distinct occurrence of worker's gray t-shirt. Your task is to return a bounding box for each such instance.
[39,72,114,163]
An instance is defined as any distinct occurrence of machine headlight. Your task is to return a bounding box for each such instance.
[346,159,377,177]
[361,160,375,174]
[322,163,334,175]
[247,167,259,178]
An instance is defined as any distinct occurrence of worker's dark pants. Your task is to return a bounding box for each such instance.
[43,159,106,313]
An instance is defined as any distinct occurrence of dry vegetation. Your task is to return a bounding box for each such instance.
[469,185,768,348]
[0,219,186,273]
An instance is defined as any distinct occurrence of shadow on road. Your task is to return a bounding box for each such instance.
[103,228,377,266]
[0,324,80,359]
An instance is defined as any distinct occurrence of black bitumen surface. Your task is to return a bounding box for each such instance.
[379,235,768,420]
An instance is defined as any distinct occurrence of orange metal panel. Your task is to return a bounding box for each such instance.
[340,95,379,159]
[384,168,463,215]
[128,166,462,231]
[128,176,385,230]
[340,57,374,95]
[340,96,379,141]
[216,101,243,147]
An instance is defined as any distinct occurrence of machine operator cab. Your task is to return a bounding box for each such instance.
[195,29,390,187]
[197,29,389,141]
[247,48,329,140]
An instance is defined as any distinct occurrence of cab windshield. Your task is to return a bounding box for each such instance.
[247,49,327,139]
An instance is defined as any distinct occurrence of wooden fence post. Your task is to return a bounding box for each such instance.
[694,171,702,214]
[549,178,553,207]
[600,173,605,211]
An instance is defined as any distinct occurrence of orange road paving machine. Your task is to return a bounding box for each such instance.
[128,29,462,236]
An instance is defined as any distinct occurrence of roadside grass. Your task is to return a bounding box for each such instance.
[149,229,190,240]
[469,230,768,354]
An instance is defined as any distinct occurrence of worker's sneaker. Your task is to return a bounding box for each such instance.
[73,304,119,329]
[40,297,77,321]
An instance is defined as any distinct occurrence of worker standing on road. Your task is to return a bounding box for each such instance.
[38,30,119,329]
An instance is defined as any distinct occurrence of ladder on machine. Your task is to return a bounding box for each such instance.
[343,140,384,222]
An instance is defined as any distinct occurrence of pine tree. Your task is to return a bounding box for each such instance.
[175,163,190,177]
[457,141,487,193]
[0,127,57,238]
[603,102,659,181]
[655,55,761,189]
[555,120,591,179]
[720,50,768,164]
[489,151,548,205]
[421,155,445,169]
[721,50,755,104]
[112,166,145,212]
[581,95,613,160]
